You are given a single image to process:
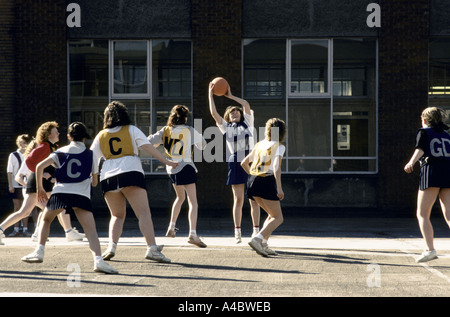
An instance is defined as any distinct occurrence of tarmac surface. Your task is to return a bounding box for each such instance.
[1,209,450,302]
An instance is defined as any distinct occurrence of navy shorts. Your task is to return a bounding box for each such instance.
[246,174,279,201]
[169,165,197,185]
[227,161,249,185]
[419,159,450,190]
[8,188,24,200]
[101,171,147,195]
[47,193,93,214]
[26,172,54,194]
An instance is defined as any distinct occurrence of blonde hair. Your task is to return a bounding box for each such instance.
[24,121,58,157]
[421,107,449,131]
[265,118,287,142]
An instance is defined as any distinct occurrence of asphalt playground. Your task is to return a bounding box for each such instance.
[1,210,450,302]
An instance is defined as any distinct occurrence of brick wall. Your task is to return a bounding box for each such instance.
[0,0,20,198]
[378,0,430,210]
[0,0,67,195]
[192,0,243,208]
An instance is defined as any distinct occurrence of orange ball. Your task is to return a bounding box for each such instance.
[212,77,229,96]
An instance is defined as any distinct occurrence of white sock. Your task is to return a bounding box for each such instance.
[94,255,102,262]
[190,230,197,237]
[254,233,264,240]
[169,222,176,230]
[37,244,45,252]
[108,241,117,252]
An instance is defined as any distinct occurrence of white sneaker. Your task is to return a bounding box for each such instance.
[66,228,85,242]
[416,250,438,263]
[0,229,4,245]
[145,246,171,263]
[263,242,278,256]
[102,249,115,261]
[235,231,242,244]
[94,259,118,274]
[248,237,268,257]
[21,249,44,263]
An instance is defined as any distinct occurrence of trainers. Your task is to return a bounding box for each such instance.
[8,231,20,237]
[102,249,115,261]
[248,237,268,257]
[21,231,32,237]
[263,242,278,256]
[66,228,85,242]
[21,249,44,263]
[166,227,179,238]
[235,231,242,244]
[188,235,207,248]
[145,246,171,263]
[94,259,118,274]
[416,250,438,263]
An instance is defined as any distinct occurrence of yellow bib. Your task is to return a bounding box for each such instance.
[162,126,191,159]
[98,126,135,159]
[250,142,280,177]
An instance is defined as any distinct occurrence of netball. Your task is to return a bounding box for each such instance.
[212,77,229,96]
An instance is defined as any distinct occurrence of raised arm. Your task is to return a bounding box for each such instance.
[208,82,224,125]
[224,87,251,115]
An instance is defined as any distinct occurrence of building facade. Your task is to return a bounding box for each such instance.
[1,0,449,215]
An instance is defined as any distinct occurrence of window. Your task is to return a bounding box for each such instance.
[68,39,192,174]
[243,38,377,174]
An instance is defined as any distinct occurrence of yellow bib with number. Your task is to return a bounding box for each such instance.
[250,142,280,177]
[98,126,135,159]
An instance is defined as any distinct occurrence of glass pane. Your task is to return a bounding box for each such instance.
[69,40,109,97]
[291,40,328,95]
[333,39,376,97]
[333,39,377,165]
[69,40,109,147]
[333,102,376,158]
[152,40,191,98]
[243,39,285,98]
[429,38,450,95]
[114,41,148,94]
[287,158,332,172]
[288,99,331,157]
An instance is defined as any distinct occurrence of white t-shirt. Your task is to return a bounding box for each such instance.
[50,141,96,199]
[218,110,255,161]
[7,150,24,188]
[90,125,150,181]
[250,139,285,177]
[148,125,206,174]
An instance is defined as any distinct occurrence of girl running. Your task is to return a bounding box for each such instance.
[404,107,450,262]
[90,101,177,263]
[241,118,286,257]
[0,122,83,245]
[21,122,117,274]
[149,105,207,248]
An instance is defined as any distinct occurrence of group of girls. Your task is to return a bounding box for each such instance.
[1,81,287,274]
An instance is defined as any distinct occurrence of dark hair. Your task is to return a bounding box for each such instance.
[223,106,244,123]
[103,101,132,129]
[68,122,91,141]
[167,105,189,127]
